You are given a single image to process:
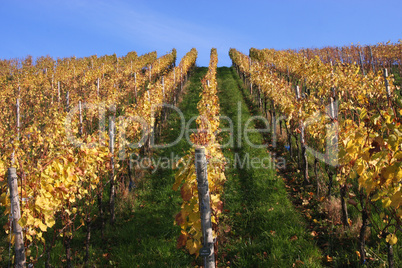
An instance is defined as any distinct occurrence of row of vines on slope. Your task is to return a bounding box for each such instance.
[0,48,197,266]
[294,41,402,78]
[230,46,401,266]
[173,48,226,262]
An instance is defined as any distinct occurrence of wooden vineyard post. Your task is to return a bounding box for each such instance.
[51,75,54,104]
[249,57,252,90]
[180,67,183,92]
[97,78,100,97]
[146,90,153,156]
[285,121,293,158]
[134,72,137,103]
[195,147,215,268]
[58,81,61,103]
[359,189,368,264]
[8,167,26,268]
[296,85,309,184]
[359,51,365,76]
[173,69,177,105]
[16,98,20,139]
[109,113,116,225]
[162,75,169,122]
[78,100,83,136]
[66,91,70,112]
[271,99,276,148]
[383,68,392,107]
[162,76,165,120]
[255,84,259,107]
[369,46,375,73]
[383,68,398,119]
[329,86,348,226]
[387,238,395,268]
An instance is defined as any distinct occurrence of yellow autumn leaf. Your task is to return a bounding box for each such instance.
[382,198,392,208]
[386,233,398,245]
[395,151,402,160]
[181,183,193,202]
[46,217,56,228]
[355,161,365,176]
[211,215,217,224]
[185,239,199,255]
[38,221,48,232]
[188,211,199,223]
[173,163,194,191]
[18,216,28,227]
[0,192,8,205]
[390,191,402,208]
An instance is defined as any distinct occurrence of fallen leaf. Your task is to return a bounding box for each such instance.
[311,231,318,237]
[292,260,305,267]
[290,235,298,241]
[355,251,361,259]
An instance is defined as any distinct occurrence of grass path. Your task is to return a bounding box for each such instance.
[216,67,323,267]
[93,67,208,267]
[105,66,323,267]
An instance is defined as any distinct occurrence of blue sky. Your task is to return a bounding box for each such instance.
[1,0,401,67]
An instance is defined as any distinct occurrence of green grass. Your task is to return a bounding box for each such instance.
[96,67,208,267]
[216,67,323,267]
